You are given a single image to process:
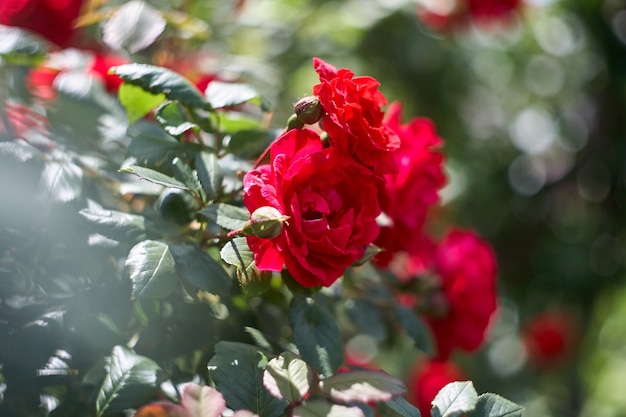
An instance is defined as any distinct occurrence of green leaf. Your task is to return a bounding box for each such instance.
[263,351,314,403]
[378,397,421,417]
[218,112,263,133]
[121,165,189,191]
[220,237,254,269]
[200,203,250,231]
[102,0,166,53]
[227,129,276,159]
[195,151,223,201]
[208,342,287,417]
[170,243,232,296]
[244,327,273,351]
[126,121,203,169]
[172,157,204,198]
[320,370,406,403]
[0,25,47,65]
[40,160,83,203]
[353,245,382,267]
[96,346,163,416]
[431,381,478,417]
[467,394,524,417]
[111,64,206,108]
[119,83,166,124]
[290,295,343,378]
[394,305,434,355]
[155,101,199,136]
[205,81,262,109]
[126,240,177,299]
[79,207,149,243]
[293,400,365,417]
[219,236,273,295]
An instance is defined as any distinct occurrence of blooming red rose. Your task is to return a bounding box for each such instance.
[426,229,498,359]
[375,103,445,267]
[522,309,578,369]
[243,128,381,288]
[312,57,399,175]
[0,0,84,48]
[407,359,466,417]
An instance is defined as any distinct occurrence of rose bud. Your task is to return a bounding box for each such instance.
[294,95,323,124]
[243,206,289,239]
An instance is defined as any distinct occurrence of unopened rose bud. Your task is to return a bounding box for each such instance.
[237,266,273,297]
[294,96,323,124]
[243,206,289,239]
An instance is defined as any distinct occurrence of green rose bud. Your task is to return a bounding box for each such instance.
[294,95,323,124]
[243,206,289,239]
[236,265,273,297]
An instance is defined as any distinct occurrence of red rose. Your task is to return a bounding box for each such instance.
[375,103,445,266]
[26,66,60,102]
[243,128,382,288]
[407,359,466,417]
[312,57,400,175]
[0,0,84,48]
[426,229,498,359]
[522,309,578,369]
[89,53,129,94]
[467,0,522,21]
[416,0,521,30]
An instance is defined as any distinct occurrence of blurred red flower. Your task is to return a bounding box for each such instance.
[417,0,522,31]
[89,53,129,94]
[25,52,128,103]
[312,57,399,176]
[375,102,445,267]
[522,309,578,369]
[0,104,49,140]
[407,359,466,417]
[468,0,522,21]
[0,0,84,48]
[26,67,60,102]
[243,128,382,288]
[426,229,498,359]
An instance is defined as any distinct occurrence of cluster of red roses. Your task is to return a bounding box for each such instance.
[242,58,498,415]
[416,0,523,31]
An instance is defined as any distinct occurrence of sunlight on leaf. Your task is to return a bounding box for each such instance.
[126,240,177,299]
[431,381,478,417]
[96,346,163,416]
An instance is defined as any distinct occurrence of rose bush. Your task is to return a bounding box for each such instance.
[243,127,382,288]
[0,7,525,413]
